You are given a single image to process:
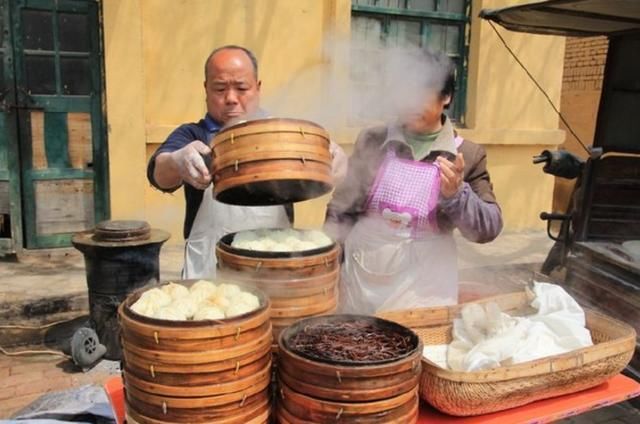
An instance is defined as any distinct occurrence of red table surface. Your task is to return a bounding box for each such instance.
[104,374,640,424]
[417,374,640,424]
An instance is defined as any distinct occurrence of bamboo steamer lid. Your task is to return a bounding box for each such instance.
[211,118,333,206]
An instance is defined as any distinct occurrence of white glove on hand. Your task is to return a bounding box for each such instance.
[171,141,212,190]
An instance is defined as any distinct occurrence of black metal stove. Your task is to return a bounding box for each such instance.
[71,220,169,367]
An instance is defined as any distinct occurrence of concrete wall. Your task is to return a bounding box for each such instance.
[103,0,566,244]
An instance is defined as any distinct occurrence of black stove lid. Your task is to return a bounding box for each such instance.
[480,0,640,37]
[94,220,151,242]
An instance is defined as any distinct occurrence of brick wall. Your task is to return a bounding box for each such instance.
[562,36,608,92]
[553,37,609,213]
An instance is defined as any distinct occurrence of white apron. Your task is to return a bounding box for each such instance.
[182,121,290,279]
[340,146,460,314]
[183,187,289,279]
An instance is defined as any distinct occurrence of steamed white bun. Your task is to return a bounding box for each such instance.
[207,294,231,310]
[138,288,171,309]
[168,297,199,319]
[193,305,226,320]
[304,230,332,248]
[130,297,155,317]
[225,303,255,318]
[228,229,332,252]
[153,305,188,321]
[161,282,190,300]
[231,292,260,310]
[189,280,218,304]
[217,283,242,298]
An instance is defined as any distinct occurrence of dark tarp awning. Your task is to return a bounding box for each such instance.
[480,0,640,37]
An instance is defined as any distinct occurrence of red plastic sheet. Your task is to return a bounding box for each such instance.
[104,374,639,424]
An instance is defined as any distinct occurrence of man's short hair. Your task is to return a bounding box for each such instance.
[204,45,259,81]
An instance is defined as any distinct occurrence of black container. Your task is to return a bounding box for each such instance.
[72,220,169,360]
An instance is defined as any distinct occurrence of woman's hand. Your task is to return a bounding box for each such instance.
[437,153,465,198]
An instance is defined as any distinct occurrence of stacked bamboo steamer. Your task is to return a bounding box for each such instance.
[212,117,340,348]
[276,315,423,424]
[216,236,340,347]
[118,282,272,424]
[211,118,334,206]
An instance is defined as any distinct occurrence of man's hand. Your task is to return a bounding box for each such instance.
[154,141,212,190]
[437,153,465,198]
[329,141,347,186]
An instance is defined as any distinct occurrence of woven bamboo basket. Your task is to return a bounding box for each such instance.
[378,290,636,416]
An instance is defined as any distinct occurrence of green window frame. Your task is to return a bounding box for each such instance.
[351,0,470,123]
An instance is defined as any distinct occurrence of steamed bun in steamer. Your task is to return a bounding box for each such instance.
[305,230,332,247]
[130,298,155,317]
[231,292,260,310]
[153,305,189,321]
[226,302,256,318]
[194,305,226,320]
[130,287,171,316]
[168,296,200,319]
[208,294,232,310]
[189,280,218,304]
[128,281,262,321]
[217,283,242,298]
[230,228,332,252]
[161,282,190,300]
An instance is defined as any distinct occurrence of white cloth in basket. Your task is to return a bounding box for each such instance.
[444,282,593,371]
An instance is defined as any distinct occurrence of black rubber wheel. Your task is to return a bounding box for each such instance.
[71,327,106,368]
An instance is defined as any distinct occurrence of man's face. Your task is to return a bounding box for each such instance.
[204,49,261,125]
[402,91,451,134]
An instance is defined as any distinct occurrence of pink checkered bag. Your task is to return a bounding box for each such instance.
[365,149,441,236]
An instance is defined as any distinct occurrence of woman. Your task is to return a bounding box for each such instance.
[327,52,502,314]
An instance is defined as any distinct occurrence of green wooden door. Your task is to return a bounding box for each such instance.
[0,1,22,253]
[12,0,108,249]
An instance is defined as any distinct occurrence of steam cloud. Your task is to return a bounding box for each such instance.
[263,35,454,137]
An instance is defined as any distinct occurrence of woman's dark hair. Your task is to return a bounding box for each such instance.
[441,59,456,99]
[430,49,456,102]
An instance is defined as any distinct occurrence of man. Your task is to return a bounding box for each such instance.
[327,50,502,314]
[148,45,346,278]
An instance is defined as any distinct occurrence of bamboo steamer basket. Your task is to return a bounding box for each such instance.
[378,290,637,416]
[277,315,422,402]
[216,232,341,345]
[118,280,272,423]
[275,315,421,423]
[211,118,333,206]
[276,385,419,424]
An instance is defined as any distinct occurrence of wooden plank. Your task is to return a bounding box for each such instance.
[30,111,47,169]
[44,112,71,169]
[0,181,8,214]
[67,112,92,169]
[0,115,8,173]
[28,168,93,180]
[34,179,94,235]
[0,238,14,252]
